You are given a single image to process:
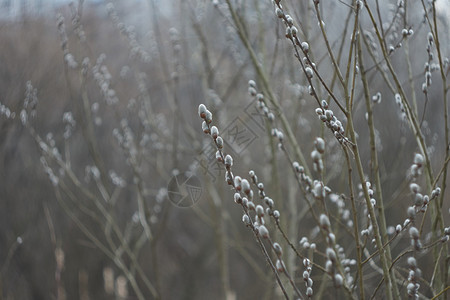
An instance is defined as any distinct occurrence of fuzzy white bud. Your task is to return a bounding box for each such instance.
[216,136,223,149]
[276,259,285,272]
[234,193,242,204]
[234,176,242,190]
[301,42,309,52]
[198,104,207,118]
[409,227,419,239]
[224,155,233,168]
[216,151,223,162]
[315,137,325,153]
[241,179,250,195]
[210,126,219,139]
[256,205,264,217]
[414,153,424,165]
[202,121,209,134]
[326,248,336,261]
[372,92,382,104]
[275,8,283,18]
[320,214,330,229]
[407,206,416,219]
[305,67,314,78]
[242,214,250,225]
[409,183,420,193]
[273,242,283,257]
[407,256,417,268]
[258,225,269,238]
[334,274,343,287]
[204,110,212,123]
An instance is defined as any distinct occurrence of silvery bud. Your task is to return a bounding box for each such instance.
[326,247,336,261]
[202,121,209,134]
[273,242,283,257]
[433,187,441,197]
[315,137,325,153]
[242,214,250,225]
[409,183,420,193]
[409,227,419,239]
[305,67,313,78]
[407,206,416,219]
[325,260,333,273]
[216,136,223,149]
[276,130,284,142]
[286,15,294,26]
[403,218,411,227]
[210,126,219,139]
[276,259,285,272]
[256,205,264,217]
[372,92,382,104]
[258,225,269,238]
[325,110,333,120]
[273,210,280,219]
[242,197,248,207]
[224,155,233,168]
[334,274,343,287]
[256,93,264,102]
[234,176,242,190]
[265,197,274,208]
[414,193,423,206]
[320,214,331,229]
[311,150,321,162]
[275,8,283,18]
[427,32,433,44]
[327,233,336,244]
[291,26,298,36]
[247,201,255,211]
[225,171,233,185]
[205,110,213,124]
[303,258,310,267]
[301,42,309,52]
[303,271,309,280]
[414,153,424,166]
[234,193,242,204]
[407,283,416,296]
[198,103,207,118]
[407,256,417,268]
[285,27,292,39]
[241,179,251,195]
[216,151,223,162]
